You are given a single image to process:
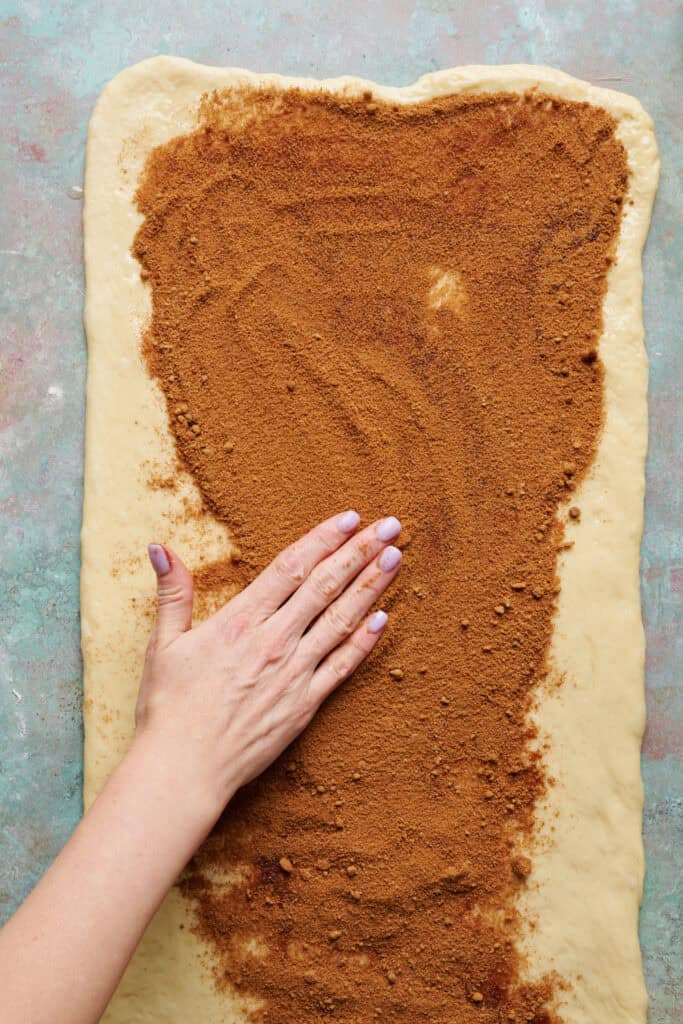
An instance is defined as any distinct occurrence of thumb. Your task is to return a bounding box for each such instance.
[147,543,194,647]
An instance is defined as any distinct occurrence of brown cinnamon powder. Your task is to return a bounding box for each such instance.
[133,87,628,1023]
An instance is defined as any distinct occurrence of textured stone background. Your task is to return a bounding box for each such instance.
[0,1,680,1018]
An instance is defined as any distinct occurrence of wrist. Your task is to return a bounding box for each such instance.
[122,732,226,843]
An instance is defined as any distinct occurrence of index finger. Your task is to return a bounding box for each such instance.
[239,510,361,618]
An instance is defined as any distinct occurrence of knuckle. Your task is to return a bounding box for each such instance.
[283,682,307,716]
[281,661,302,690]
[310,566,339,602]
[274,548,306,586]
[283,648,306,680]
[330,655,353,681]
[157,582,188,606]
[221,611,251,644]
[260,625,295,667]
[294,687,318,723]
[261,639,283,667]
[298,700,317,726]
[326,604,356,639]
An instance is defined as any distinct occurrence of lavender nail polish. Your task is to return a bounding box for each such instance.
[148,543,171,577]
[379,545,402,572]
[337,509,361,533]
[376,516,401,542]
[367,610,388,634]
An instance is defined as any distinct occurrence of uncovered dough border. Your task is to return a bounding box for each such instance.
[81,57,659,1024]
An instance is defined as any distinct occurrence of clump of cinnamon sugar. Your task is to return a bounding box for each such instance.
[133,86,627,1023]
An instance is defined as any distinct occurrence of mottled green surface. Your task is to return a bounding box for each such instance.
[0,1,680,1018]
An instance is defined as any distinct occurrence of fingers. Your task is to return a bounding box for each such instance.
[240,509,361,619]
[299,544,402,663]
[148,544,194,649]
[274,516,402,635]
[308,610,389,704]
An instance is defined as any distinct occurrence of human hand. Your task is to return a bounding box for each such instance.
[134,511,402,826]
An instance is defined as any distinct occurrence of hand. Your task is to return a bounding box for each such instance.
[0,511,403,1024]
[136,510,402,825]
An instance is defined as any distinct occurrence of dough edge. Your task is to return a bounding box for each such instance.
[81,56,659,1023]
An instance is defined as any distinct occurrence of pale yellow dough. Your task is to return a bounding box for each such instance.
[82,58,659,1023]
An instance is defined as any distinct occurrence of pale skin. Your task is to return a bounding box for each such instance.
[0,510,402,1024]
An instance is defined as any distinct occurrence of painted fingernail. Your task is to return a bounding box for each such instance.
[367,610,388,634]
[376,516,401,542]
[336,509,361,533]
[379,545,402,572]
[148,543,171,577]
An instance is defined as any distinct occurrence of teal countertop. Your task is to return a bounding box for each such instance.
[0,1,680,1018]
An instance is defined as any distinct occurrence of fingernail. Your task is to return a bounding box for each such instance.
[336,509,360,533]
[376,516,401,542]
[367,610,388,634]
[148,543,171,577]
[379,545,402,572]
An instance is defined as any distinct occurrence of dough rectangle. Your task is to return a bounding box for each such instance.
[82,59,658,1023]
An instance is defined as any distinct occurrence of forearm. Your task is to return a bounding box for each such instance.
[0,736,218,1024]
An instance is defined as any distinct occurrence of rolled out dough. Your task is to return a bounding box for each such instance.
[81,58,659,1023]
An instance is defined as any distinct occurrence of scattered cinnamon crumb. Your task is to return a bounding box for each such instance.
[512,855,533,879]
